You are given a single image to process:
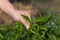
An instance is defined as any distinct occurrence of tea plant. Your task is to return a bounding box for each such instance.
[0,13,60,40]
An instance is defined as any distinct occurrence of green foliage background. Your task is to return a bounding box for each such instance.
[0,13,60,40]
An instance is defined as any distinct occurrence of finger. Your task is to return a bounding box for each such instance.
[23,11,31,20]
[18,10,31,20]
[19,16,30,29]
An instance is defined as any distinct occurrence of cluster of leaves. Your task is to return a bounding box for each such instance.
[0,13,60,40]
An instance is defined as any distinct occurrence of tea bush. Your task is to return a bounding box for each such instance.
[0,13,60,40]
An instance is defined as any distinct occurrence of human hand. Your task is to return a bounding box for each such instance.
[10,10,31,29]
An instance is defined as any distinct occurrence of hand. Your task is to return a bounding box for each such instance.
[11,10,31,29]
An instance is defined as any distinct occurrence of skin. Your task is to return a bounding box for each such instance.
[0,0,31,29]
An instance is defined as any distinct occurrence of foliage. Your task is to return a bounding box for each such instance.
[0,13,60,40]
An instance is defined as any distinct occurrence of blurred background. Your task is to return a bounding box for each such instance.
[0,0,60,40]
[0,0,60,25]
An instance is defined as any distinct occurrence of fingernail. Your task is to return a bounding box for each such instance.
[26,25,29,30]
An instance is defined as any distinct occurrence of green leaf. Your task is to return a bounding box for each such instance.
[33,13,52,23]
[0,33,4,39]
[48,35,57,40]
